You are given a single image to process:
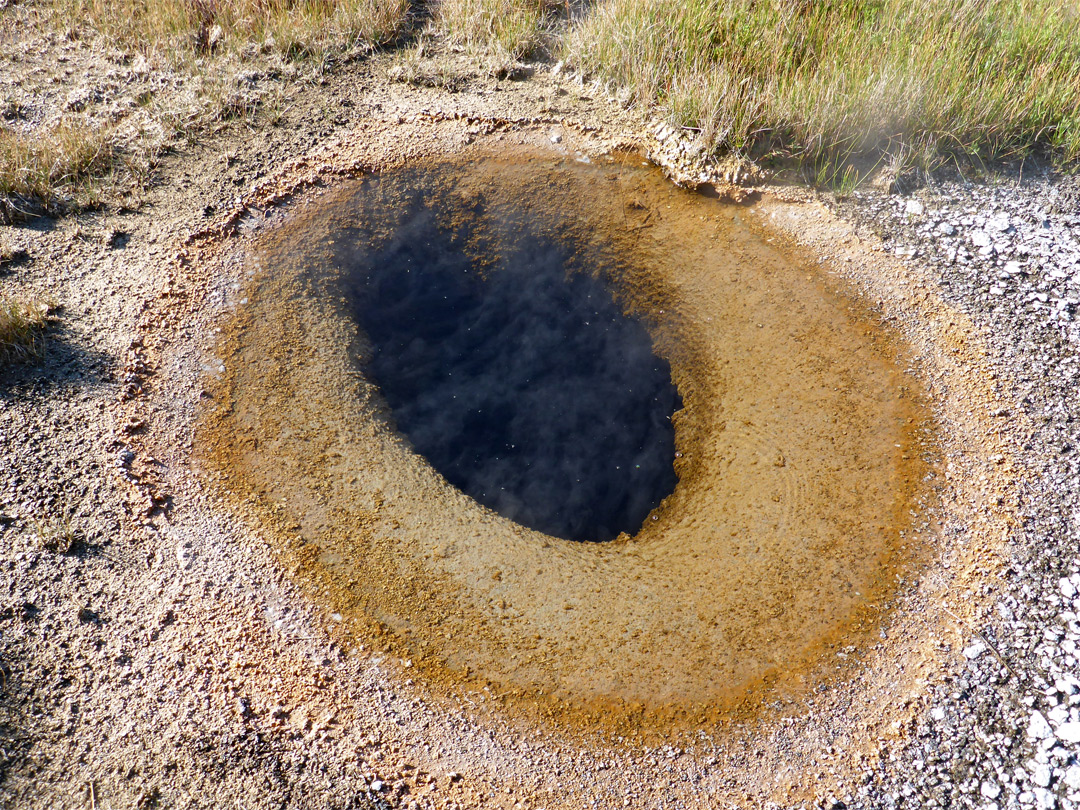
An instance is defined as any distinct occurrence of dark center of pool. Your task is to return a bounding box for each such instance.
[338,176,680,542]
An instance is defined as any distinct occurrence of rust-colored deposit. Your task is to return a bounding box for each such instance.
[199,149,937,736]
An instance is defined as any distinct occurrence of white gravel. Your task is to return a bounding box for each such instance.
[834,168,1080,810]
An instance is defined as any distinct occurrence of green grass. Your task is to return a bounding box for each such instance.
[0,294,56,365]
[566,0,1080,177]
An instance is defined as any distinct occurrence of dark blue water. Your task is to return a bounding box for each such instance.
[338,177,680,542]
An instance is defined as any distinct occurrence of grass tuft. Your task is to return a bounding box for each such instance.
[0,295,57,365]
[34,512,82,554]
[435,0,564,60]
[567,0,1080,178]
[55,0,412,62]
[0,120,118,219]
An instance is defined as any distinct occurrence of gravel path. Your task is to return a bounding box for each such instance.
[832,169,1080,810]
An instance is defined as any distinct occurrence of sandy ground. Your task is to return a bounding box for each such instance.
[3,8,1080,810]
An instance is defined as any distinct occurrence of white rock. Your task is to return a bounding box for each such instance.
[1050,705,1070,727]
[971,230,993,248]
[981,780,1002,799]
[964,641,987,660]
[1029,711,1054,740]
[989,212,1013,231]
[1064,577,1078,599]
[1057,721,1080,743]
[1065,763,1080,790]
[1032,761,1053,788]
[905,199,925,216]
[936,222,957,236]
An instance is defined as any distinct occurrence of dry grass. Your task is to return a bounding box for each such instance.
[1,0,411,217]
[0,238,26,266]
[33,511,81,553]
[0,295,56,365]
[567,0,1080,179]
[435,0,563,60]
[55,0,411,61]
[11,0,1077,201]
[0,119,118,218]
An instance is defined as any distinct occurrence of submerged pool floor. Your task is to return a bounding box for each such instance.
[202,149,937,733]
[339,173,680,542]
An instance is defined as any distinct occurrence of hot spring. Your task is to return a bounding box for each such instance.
[200,149,936,733]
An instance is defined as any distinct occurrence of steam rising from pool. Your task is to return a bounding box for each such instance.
[338,184,681,542]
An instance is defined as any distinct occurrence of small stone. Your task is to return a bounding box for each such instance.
[77,607,100,624]
[963,641,986,660]
[936,222,957,236]
[370,780,384,792]
[549,132,562,144]
[1028,711,1053,740]
[1064,764,1080,791]
[905,199,925,216]
[971,230,992,248]
[980,781,1001,800]
[988,212,1013,232]
[1063,577,1078,599]
[1056,721,1080,743]
[1031,762,1052,788]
